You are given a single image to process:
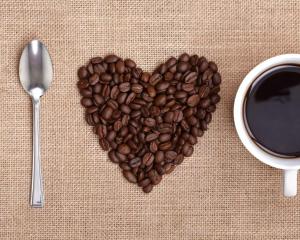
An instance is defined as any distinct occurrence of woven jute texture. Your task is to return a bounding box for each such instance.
[1,0,300,239]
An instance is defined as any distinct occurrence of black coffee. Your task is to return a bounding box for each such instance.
[245,65,300,157]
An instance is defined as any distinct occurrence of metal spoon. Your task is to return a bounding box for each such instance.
[19,39,53,207]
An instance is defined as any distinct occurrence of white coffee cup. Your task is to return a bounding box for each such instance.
[234,54,300,197]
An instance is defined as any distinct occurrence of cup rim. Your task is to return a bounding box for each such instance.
[234,54,300,170]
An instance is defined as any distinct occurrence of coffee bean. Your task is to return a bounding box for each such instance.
[165,151,177,160]
[122,170,137,183]
[175,91,187,99]
[150,141,158,153]
[138,178,151,187]
[99,138,110,151]
[93,83,102,93]
[108,150,119,163]
[158,142,172,151]
[144,118,156,127]
[209,61,218,72]
[156,81,170,92]
[101,106,113,120]
[182,143,193,157]
[77,79,89,89]
[148,169,162,185]
[104,55,119,63]
[163,112,174,123]
[206,104,216,113]
[164,163,175,174]
[184,71,198,84]
[199,98,211,109]
[187,95,200,107]
[131,83,143,94]
[149,73,162,86]
[117,143,131,155]
[120,104,131,114]
[89,73,99,85]
[78,66,89,79]
[129,157,142,168]
[141,72,150,82]
[177,62,189,73]
[97,125,107,138]
[81,97,93,107]
[143,184,153,193]
[116,60,125,74]
[142,152,154,166]
[119,82,130,92]
[155,151,164,163]
[174,154,184,165]
[145,133,159,142]
[154,94,167,106]
[124,59,136,68]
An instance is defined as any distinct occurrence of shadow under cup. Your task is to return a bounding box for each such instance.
[243,64,300,159]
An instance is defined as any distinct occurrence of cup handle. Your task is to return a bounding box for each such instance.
[283,169,298,197]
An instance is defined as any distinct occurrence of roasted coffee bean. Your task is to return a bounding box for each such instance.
[86,106,98,114]
[117,92,127,104]
[164,72,174,81]
[182,143,193,157]
[104,55,119,63]
[97,125,107,138]
[145,133,159,142]
[129,157,141,168]
[89,73,99,85]
[142,152,154,166]
[184,71,197,84]
[122,170,137,183]
[158,133,171,143]
[165,151,177,160]
[174,154,184,165]
[175,91,187,99]
[150,141,158,153]
[124,59,136,68]
[205,112,212,123]
[120,104,131,114]
[78,66,89,79]
[163,112,174,123]
[93,83,102,93]
[209,61,218,72]
[77,79,89,89]
[131,83,143,93]
[200,120,208,131]
[155,151,164,163]
[149,106,160,116]
[81,97,93,107]
[158,142,172,151]
[141,72,150,82]
[164,163,175,174]
[99,138,110,151]
[199,98,211,109]
[107,99,118,110]
[148,169,162,185]
[119,82,130,92]
[210,94,221,104]
[154,94,167,106]
[187,95,200,107]
[138,178,151,187]
[149,73,162,86]
[117,143,131,155]
[119,162,131,171]
[108,150,119,163]
[144,118,156,127]
[101,106,113,120]
[156,81,170,92]
[177,62,189,73]
[80,88,93,97]
[115,60,125,74]
[206,104,216,113]
[143,184,153,193]
[119,126,129,137]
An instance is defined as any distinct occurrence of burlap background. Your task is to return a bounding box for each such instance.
[1,0,300,239]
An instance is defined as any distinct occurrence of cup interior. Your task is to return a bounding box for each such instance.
[234,54,300,170]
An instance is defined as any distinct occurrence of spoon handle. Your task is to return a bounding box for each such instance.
[31,98,44,207]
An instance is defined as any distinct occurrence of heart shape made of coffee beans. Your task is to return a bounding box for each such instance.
[77,53,221,193]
